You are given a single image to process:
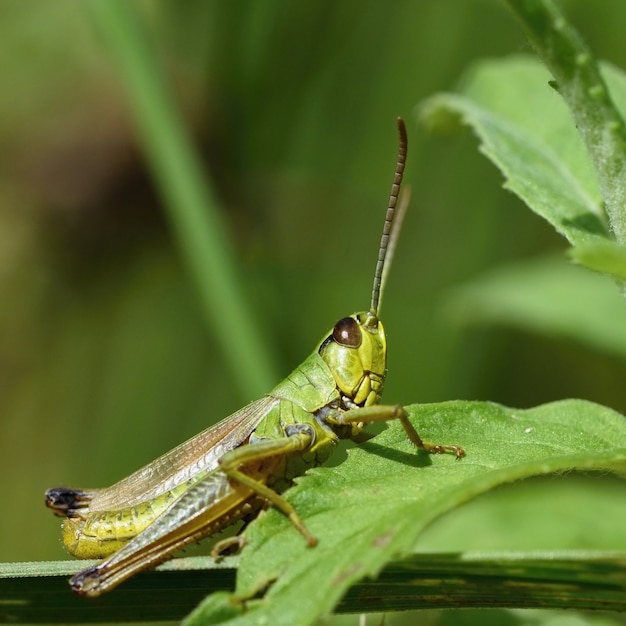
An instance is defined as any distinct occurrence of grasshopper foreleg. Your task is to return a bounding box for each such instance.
[337,404,465,459]
[218,424,318,546]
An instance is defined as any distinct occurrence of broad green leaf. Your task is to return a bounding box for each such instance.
[444,255,626,358]
[187,399,626,626]
[419,55,614,248]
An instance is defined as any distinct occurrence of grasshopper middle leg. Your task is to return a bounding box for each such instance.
[218,424,318,546]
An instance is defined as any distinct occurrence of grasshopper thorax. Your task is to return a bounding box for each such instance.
[317,312,387,409]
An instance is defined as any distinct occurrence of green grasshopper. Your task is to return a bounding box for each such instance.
[45,118,464,597]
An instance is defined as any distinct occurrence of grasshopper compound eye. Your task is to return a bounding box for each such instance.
[332,317,362,347]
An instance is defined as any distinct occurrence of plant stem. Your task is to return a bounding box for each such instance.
[4,552,625,622]
[506,0,626,244]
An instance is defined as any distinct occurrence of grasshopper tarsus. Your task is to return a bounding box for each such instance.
[210,534,248,559]
[422,442,466,459]
[452,446,466,460]
[70,566,102,597]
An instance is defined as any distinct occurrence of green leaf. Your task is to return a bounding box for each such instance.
[444,255,626,358]
[187,399,626,625]
[419,55,612,248]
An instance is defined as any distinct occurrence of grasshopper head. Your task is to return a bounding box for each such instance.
[318,312,386,408]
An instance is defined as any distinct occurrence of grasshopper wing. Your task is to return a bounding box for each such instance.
[54,396,279,514]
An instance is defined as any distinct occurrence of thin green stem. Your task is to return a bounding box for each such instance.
[506,0,626,244]
[85,0,278,398]
[3,552,625,622]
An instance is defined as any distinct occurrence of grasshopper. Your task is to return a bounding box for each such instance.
[45,118,464,597]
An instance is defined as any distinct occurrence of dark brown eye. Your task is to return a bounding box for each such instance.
[332,317,361,347]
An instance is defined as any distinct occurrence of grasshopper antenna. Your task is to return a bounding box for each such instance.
[367,117,408,326]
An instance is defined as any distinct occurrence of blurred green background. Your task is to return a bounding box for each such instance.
[1,0,625,576]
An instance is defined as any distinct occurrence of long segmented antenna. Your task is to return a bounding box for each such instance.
[379,184,410,301]
[367,117,408,324]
